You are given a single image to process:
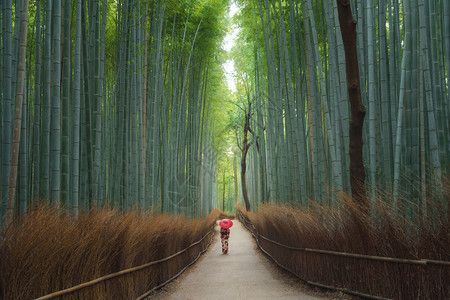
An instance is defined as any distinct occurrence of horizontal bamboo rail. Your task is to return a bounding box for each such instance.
[35,227,215,300]
[237,211,449,266]
[135,229,215,300]
[257,234,450,266]
[237,210,450,300]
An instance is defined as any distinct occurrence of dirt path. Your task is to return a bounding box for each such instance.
[152,220,348,300]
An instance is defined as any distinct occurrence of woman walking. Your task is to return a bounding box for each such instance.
[219,219,233,254]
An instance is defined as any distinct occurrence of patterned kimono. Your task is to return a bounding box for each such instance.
[220,228,230,254]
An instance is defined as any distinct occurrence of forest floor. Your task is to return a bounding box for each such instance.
[149,220,353,300]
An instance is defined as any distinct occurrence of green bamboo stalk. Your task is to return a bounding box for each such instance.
[50,0,62,205]
[391,0,401,143]
[61,0,71,206]
[79,76,88,210]
[160,21,170,212]
[11,0,22,103]
[303,0,323,203]
[257,0,276,203]
[306,0,338,202]
[0,0,3,212]
[6,0,30,224]
[271,0,290,203]
[150,3,165,210]
[301,0,315,200]
[113,0,128,207]
[98,0,107,204]
[418,0,442,188]
[130,8,138,208]
[419,48,426,221]
[163,14,177,213]
[379,0,393,190]
[1,0,13,219]
[81,0,93,204]
[366,0,377,200]
[32,0,41,202]
[272,7,289,202]
[93,0,102,208]
[19,77,27,214]
[72,0,82,216]
[427,0,446,169]
[410,0,420,195]
[100,87,110,204]
[40,0,52,201]
[288,0,308,201]
[277,0,300,202]
[393,2,410,205]
[197,65,209,216]
[444,1,450,106]
[445,0,450,164]
[147,2,160,210]
[176,14,204,213]
[137,2,145,209]
[404,0,412,195]
[124,60,131,210]
[387,1,397,155]
[264,0,280,202]
[324,0,344,194]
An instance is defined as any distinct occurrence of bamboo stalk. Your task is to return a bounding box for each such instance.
[6,0,30,224]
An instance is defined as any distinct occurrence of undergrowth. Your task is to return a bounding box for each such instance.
[0,206,220,299]
[238,178,449,299]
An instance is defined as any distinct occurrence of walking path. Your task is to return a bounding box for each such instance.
[156,220,344,300]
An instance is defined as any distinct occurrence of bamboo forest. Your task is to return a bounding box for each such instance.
[0,0,449,299]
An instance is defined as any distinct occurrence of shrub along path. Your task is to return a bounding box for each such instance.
[154,220,346,300]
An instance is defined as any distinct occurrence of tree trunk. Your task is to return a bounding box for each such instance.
[233,153,238,203]
[222,172,226,211]
[255,140,265,204]
[336,0,367,208]
[241,104,252,211]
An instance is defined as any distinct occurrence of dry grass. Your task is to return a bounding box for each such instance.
[0,206,220,299]
[238,178,449,299]
[218,211,236,220]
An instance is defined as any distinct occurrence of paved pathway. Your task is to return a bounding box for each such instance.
[162,220,339,300]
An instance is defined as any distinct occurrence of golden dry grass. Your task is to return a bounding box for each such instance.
[218,211,236,220]
[0,206,220,299]
[238,178,449,299]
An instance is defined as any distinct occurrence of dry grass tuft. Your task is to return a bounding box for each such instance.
[0,206,220,299]
[238,179,449,299]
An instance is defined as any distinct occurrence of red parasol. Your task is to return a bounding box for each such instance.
[219,219,233,229]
